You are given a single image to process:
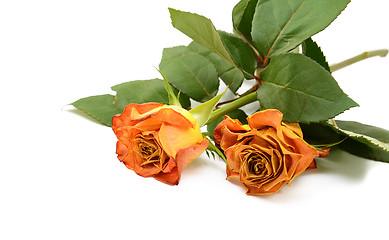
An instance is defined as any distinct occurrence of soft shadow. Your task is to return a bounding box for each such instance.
[183,154,227,178]
[314,149,369,181]
[240,149,371,202]
[226,177,246,189]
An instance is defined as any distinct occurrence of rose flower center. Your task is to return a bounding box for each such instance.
[245,152,269,176]
[248,156,265,175]
[134,134,169,169]
[240,147,280,184]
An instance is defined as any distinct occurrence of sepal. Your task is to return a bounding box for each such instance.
[157,68,182,107]
[189,88,228,127]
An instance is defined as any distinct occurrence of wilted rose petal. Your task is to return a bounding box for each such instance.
[214,109,323,195]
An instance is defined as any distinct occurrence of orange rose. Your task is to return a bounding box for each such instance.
[112,103,209,185]
[213,109,319,195]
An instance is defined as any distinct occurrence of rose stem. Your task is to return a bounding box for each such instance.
[206,92,257,124]
[330,49,388,72]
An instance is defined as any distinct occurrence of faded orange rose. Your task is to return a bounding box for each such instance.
[213,109,320,195]
[112,103,208,185]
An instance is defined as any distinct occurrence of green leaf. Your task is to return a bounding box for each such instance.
[302,38,330,72]
[218,31,257,79]
[112,79,190,110]
[300,122,344,145]
[159,46,187,69]
[161,44,244,94]
[190,88,228,127]
[333,121,389,163]
[219,68,245,93]
[340,139,389,163]
[112,79,170,108]
[301,120,389,163]
[257,53,358,122]
[187,42,244,93]
[72,79,191,127]
[336,121,389,143]
[232,0,259,42]
[169,8,234,64]
[71,94,121,127]
[251,0,350,62]
[206,108,248,138]
[169,8,255,78]
[159,50,219,102]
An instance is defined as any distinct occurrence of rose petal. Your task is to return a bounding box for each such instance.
[154,138,209,185]
[224,142,252,173]
[153,168,180,185]
[112,103,162,131]
[245,181,285,195]
[158,122,203,158]
[116,141,133,169]
[213,116,250,146]
[283,122,304,138]
[218,127,244,151]
[247,109,283,130]
[132,106,194,128]
[115,127,143,170]
[176,138,209,171]
[155,108,193,127]
[226,165,239,178]
[279,129,318,180]
[115,126,142,148]
[133,117,162,132]
[282,153,302,180]
[263,122,318,182]
[307,159,317,169]
[134,160,164,177]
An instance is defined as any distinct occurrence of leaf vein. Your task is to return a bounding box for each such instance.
[178,60,213,99]
[263,80,338,104]
[265,0,306,62]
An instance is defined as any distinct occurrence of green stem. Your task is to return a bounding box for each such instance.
[206,92,257,124]
[330,49,388,72]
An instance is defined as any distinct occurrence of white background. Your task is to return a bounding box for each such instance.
[1,0,388,239]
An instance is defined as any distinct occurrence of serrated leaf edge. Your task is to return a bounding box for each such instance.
[328,120,389,152]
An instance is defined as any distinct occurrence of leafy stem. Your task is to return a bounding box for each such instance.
[208,48,387,126]
[206,92,257,124]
